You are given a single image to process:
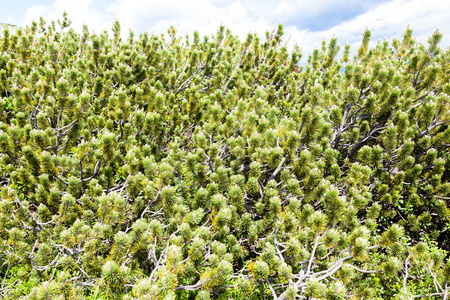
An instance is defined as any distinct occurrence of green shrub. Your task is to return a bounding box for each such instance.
[0,14,449,299]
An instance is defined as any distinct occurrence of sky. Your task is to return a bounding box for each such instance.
[1,0,450,61]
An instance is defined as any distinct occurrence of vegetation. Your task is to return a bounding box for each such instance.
[0,13,450,299]
[0,24,21,36]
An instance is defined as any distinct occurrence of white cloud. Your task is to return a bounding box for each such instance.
[22,0,112,34]
[18,0,450,63]
[271,0,450,63]
[106,0,271,39]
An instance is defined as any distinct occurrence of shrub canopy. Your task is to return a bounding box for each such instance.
[0,14,450,299]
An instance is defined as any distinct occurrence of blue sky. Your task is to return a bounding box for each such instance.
[2,0,450,60]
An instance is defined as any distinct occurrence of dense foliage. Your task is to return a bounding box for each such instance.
[0,14,450,299]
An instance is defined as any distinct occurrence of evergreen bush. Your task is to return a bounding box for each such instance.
[0,13,449,299]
